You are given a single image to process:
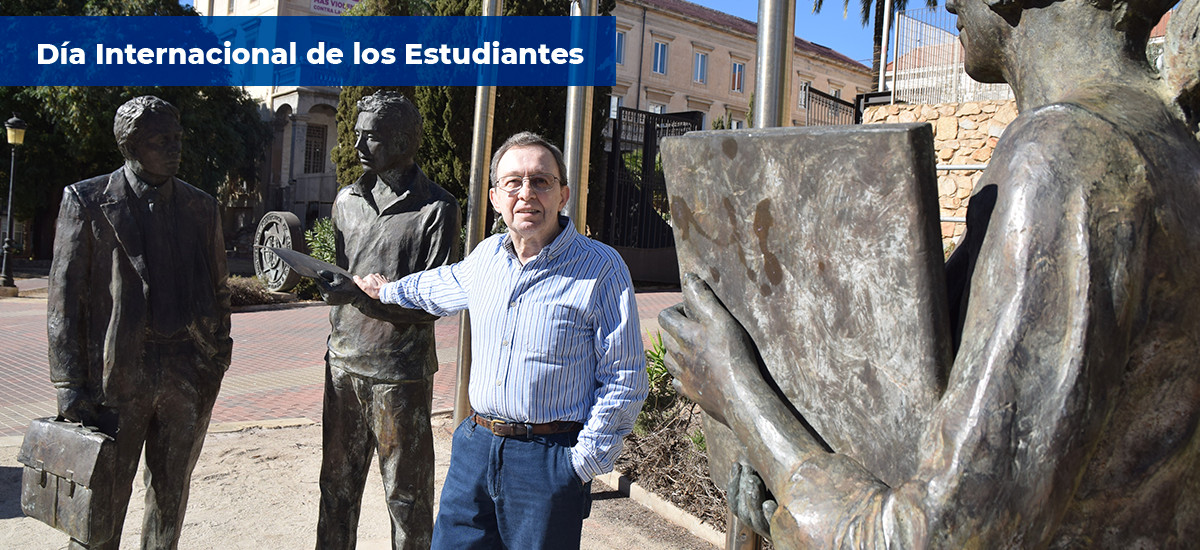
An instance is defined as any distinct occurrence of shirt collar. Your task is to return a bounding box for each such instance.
[124,165,174,202]
[501,215,578,263]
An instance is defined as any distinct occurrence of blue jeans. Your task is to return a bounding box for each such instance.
[432,417,592,550]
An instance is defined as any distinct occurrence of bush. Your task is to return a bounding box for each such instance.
[289,218,338,300]
[228,276,284,307]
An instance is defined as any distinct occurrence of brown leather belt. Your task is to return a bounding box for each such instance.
[472,413,583,438]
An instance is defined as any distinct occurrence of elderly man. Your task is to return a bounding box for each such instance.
[356,131,648,550]
[314,91,460,550]
[660,0,1200,547]
[47,96,232,549]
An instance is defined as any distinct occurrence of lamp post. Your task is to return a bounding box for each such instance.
[2,114,26,290]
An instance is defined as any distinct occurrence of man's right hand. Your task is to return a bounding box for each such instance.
[57,386,99,425]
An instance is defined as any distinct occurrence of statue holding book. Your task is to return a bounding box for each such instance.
[660,0,1200,547]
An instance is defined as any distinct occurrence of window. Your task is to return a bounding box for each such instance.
[609,95,624,118]
[304,125,327,174]
[832,89,842,99]
[731,119,745,129]
[652,42,668,75]
[615,32,625,65]
[649,103,667,114]
[730,62,745,93]
[798,80,812,109]
[693,52,708,84]
[227,0,235,14]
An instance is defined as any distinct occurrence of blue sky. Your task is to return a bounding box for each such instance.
[180,0,933,66]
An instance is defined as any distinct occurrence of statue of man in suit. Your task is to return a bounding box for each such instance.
[47,95,232,549]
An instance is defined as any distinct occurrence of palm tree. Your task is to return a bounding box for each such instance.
[812,0,940,90]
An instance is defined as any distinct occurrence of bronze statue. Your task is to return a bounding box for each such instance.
[313,91,460,550]
[660,0,1200,547]
[46,96,232,549]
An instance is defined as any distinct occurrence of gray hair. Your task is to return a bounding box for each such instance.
[113,96,180,161]
[489,131,568,189]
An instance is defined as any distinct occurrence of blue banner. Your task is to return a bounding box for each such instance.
[0,16,616,86]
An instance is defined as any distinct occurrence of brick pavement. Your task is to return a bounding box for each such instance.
[0,286,682,437]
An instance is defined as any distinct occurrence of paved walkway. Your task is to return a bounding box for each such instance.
[0,281,682,437]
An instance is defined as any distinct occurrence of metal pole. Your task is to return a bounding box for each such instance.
[455,0,503,425]
[563,0,596,232]
[878,0,894,92]
[1,147,15,288]
[753,0,795,128]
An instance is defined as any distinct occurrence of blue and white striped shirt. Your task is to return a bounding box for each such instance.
[379,217,648,481]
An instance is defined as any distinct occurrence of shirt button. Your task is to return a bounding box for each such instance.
[509,301,517,308]
[501,340,509,347]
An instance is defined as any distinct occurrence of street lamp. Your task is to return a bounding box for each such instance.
[2,114,27,290]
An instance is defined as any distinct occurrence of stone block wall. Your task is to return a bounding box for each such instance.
[862,100,1018,251]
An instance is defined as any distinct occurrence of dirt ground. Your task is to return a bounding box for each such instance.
[0,415,716,549]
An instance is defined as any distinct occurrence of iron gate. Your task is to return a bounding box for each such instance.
[604,107,704,250]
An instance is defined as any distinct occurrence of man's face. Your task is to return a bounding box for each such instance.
[129,112,183,181]
[354,111,409,174]
[489,145,569,243]
[945,0,1010,84]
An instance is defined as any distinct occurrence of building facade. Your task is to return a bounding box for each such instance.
[613,0,872,129]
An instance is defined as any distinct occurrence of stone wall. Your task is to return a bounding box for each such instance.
[863,100,1018,251]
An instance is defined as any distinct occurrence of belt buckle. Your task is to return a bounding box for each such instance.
[490,418,532,438]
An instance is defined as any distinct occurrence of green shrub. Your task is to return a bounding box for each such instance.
[643,331,676,413]
[289,218,337,300]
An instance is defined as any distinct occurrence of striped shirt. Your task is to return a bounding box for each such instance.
[379,217,648,481]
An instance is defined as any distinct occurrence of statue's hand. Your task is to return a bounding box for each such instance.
[316,270,364,306]
[57,386,99,425]
[658,273,760,425]
[729,462,778,538]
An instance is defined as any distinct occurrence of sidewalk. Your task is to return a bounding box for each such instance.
[0,283,682,436]
[0,280,708,549]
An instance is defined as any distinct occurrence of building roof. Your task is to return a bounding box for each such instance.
[626,0,871,73]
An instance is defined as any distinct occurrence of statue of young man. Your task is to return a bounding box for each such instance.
[661,0,1200,547]
[313,91,460,550]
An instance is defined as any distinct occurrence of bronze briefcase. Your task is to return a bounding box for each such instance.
[17,417,118,545]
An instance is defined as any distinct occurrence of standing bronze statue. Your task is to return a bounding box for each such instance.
[661,0,1200,547]
[313,91,460,550]
[46,96,232,549]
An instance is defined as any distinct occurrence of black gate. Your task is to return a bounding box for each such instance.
[604,107,703,248]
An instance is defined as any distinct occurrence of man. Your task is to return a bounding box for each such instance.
[356,131,648,549]
[660,0,1200,547]
[314,91,460,550]
[47,96,232,549]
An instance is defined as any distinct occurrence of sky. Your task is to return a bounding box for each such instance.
[179,0,942,67]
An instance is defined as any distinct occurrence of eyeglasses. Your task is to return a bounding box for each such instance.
[495,173,560,195]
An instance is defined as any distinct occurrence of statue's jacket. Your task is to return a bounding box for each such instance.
[47,168,232,404]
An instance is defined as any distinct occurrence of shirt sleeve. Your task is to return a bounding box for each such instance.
[570,260,649,482]
[379,258,471,316]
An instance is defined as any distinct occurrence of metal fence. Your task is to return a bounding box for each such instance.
[603,107,704,249]
[889,7,1013,105]
[798,83,858,126]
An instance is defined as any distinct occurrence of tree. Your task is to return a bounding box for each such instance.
[812,0,938,89]
[0,0,272,258]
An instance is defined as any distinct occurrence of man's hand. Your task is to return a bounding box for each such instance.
[315,270,365,306]
[57,386,99,425]
[353,273,389,300]
[728,461,778,538]
[657,273,760,426]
